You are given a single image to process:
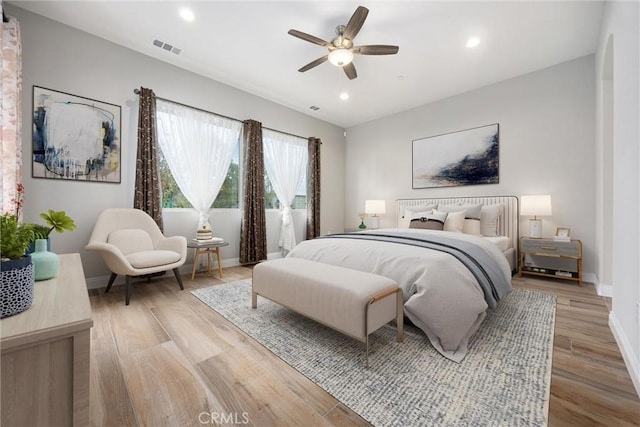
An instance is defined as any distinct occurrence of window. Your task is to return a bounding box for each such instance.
[155,99,241,211]
[263,130,307,210]
[264,173,306,209]
[158,142,239,208]
[155,105,306,212]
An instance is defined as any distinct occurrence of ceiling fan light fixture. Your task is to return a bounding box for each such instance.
[328,48,354,67]
[179,8,195,22]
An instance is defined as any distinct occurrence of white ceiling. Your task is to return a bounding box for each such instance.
[9,1,604,128]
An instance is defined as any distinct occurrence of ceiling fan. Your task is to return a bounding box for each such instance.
[288,5,399,80]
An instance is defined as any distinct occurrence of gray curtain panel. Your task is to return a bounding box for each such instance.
[306,137,321,240]
[240,120,267,264]
[134,87,164,231]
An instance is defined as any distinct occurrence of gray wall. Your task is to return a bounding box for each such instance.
[7,4,346,283]
[596,0,640,393]
[345,56,596,277]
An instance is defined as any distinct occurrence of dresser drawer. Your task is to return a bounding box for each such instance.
[520,239,581,257]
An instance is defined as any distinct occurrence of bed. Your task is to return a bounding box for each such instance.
[286,195,519,362]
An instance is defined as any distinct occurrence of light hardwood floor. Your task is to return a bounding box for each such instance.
[88,267,640,426]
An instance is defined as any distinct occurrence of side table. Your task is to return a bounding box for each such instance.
[188,241,229,280]
[519,237,583,285]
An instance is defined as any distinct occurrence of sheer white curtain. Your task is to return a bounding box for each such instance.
[263,129,307,254]
[156,100,241,229]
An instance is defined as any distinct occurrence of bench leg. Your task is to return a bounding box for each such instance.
[251,291,258,309]
[364,287,404,368]
[365,334,370,369]
[396,288,404,343]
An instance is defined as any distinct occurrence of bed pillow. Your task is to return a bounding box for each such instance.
[434,209,465,233]
[458,204,482,220]
[462,219,482,236]
[439,203,482,236]
[436,204,464,214]
[399,204,437,228]
[480,203,503,237]
[409,211,448,230]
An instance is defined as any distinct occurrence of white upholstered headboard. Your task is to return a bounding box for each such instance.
[396,195,520,265]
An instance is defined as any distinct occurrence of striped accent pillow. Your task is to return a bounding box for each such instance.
[409,212,448,230]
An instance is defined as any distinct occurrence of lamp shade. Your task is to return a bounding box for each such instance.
[328,48,354,67]
[365,200,386,215]
[520,195,552,216]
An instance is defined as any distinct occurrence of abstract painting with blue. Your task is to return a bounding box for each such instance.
[412,123,499,189]
[32,86,121,183]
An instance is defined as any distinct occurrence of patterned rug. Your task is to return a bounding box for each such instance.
[192,280,556,427]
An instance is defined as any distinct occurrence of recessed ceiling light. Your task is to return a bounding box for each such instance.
[339,92,349,100]
[466,36,480,48]
[180,8,195,22]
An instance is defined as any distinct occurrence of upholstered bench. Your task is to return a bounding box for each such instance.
[252,257,404,367]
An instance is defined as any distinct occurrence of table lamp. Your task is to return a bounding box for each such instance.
[365,200,386,229]
[520,195,552,238]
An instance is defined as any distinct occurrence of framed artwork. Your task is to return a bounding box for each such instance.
[32,86,121,183]
[412,123,499,189]
[556,227,571,238]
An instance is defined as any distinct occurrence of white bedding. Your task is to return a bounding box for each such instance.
[287,228,513,362]
[484,235,512,252]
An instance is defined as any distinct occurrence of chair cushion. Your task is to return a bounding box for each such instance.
[108,229,154,255]
[126,250,181,269]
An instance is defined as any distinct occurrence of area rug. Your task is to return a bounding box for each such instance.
[192,280,556,427]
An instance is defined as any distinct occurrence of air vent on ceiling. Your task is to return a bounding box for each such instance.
[152,39,182,56]
[309,106,320,111]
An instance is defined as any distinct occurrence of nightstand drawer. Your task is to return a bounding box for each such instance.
[520,239,580,257]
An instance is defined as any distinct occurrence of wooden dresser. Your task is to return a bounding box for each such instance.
[1,253,93,426]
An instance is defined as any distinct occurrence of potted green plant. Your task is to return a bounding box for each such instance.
[1,213,35,318]
[39,209,77,237]
[28,210,76,252]
[27,210,75,281]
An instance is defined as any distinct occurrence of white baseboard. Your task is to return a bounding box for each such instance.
[609,311,640,398]
[596,282,613,298]
[585,272,613,297]
[85,252,284,290]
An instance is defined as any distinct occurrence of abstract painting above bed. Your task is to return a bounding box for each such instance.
[412,124,499,189]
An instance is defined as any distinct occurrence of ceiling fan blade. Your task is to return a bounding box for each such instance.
[288,29,330,47]
[352,45,399,55]
[342,6,369,40]
[298,55,329,72]
[343,62,357,80]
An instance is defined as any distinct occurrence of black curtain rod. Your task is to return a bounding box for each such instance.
[133,88,310,141]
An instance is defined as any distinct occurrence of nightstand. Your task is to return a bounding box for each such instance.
[519,237,583,285]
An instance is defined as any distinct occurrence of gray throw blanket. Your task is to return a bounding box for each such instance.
[321,231,512,308]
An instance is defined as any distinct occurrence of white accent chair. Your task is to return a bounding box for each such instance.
[85,208,187,305]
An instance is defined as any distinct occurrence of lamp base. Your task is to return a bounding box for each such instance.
[529,218,542,238]
[370,216,380,229]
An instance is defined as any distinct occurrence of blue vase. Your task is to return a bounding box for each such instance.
[31,239,60,281]
[26,237,51,254]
